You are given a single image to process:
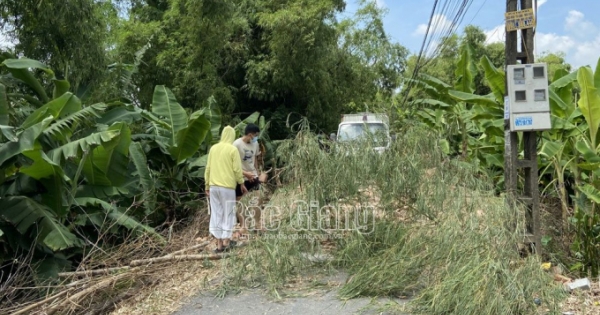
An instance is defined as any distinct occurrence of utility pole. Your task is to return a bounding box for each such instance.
[504,0,542,255]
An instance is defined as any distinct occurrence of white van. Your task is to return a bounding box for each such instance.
[330,113,392,154]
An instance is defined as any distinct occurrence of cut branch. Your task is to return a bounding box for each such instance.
[46,273,131,315]
[130,252,231,266]
[58,266,131,278]
[169,240,210,256]
[8,241,233,314]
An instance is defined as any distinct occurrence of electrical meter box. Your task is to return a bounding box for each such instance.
[506,63,552,132]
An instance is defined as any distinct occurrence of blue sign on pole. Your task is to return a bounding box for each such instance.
[515,116,533,127]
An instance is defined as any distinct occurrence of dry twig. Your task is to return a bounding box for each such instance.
[58,266,131,278]
[46,273,132,315]
[130,252,231,267]
[7,240,233,315]
[8,288,74,315]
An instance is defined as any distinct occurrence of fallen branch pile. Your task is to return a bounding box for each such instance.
[6,240,233,315]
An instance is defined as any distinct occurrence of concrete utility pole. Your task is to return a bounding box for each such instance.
[504,0,542,255]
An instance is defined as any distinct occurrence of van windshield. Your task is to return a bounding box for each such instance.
[338,123,388,146]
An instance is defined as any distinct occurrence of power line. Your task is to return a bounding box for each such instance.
[467,0,488,26]
[427,0,475,61]
[397,0,440,109]
[399,0,477,110]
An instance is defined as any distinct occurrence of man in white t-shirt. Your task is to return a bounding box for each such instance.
[233,123,265,235]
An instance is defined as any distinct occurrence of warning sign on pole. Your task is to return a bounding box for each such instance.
[505,8,536,31]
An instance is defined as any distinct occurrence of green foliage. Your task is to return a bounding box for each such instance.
[109,0,407,136]
[0,0,110,91]
[409,43,505,184]
[0,57,239,282]
[454,42,477,94]
[578,66,600,148]
[566,60,600,276]
[0,55,280,290]
[226,125,566,314]
[538,52,573,82]
[412,48,600,277]
[0,196,83,251]
[403,25,505,103]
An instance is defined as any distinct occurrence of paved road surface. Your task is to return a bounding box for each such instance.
[173,272,410,315]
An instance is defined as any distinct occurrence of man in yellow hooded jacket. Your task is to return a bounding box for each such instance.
[205,126,248,252]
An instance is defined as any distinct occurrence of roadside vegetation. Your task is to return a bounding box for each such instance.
[0,0,599,314]
[219,124,567,315]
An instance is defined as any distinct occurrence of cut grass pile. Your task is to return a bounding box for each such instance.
[337,174,567,314]
[224,124,569,314]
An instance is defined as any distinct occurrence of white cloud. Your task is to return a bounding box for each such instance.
[483,9,600,69]
[572,35,600,68]
[564,10,583,28]
[564,10,596,39]
[534,0,547,17]
[536,32,576,54]
[537,10,599,68]
[413,14,454,36]
[484,24,505,44]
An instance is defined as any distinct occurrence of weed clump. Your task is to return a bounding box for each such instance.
[228,123,567,314]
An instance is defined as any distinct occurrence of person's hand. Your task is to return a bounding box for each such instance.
[206,190,210,198]
[241,184,248,194]
[259,172,268,183]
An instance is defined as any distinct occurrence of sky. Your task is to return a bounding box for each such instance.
[342,0,600,69]
[1,0,598,69]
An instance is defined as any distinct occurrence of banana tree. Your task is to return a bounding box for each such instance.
[538,67,582,230]
[566,58,600,276]
[104,85,218,221]
[450,54,505,172]
[0,58,160,281]
[410,43,502,171]
[408,47,477,157]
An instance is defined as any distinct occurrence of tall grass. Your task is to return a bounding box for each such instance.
[224,122,567,314]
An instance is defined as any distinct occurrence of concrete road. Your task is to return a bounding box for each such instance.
[173,289,408,315]
[172,272,410,315]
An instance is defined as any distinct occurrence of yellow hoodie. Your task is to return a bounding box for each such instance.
[204,126,245,190]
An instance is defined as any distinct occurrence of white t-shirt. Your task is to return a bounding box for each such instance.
[233,138,261,177]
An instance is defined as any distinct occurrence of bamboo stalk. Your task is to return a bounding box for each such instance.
[9,242,232,314]
[58,266,131,278]
[46,273,131,315]
[57,241,211,278]
[130,253,231,266]
[169,241,210,256]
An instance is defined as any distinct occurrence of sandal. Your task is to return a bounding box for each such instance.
[214,247,226,254]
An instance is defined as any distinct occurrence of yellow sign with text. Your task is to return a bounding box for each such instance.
[505,8,536,31]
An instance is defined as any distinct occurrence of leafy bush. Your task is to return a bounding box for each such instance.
[0,57,272,285]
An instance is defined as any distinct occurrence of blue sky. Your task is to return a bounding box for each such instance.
[342,0,600,69]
